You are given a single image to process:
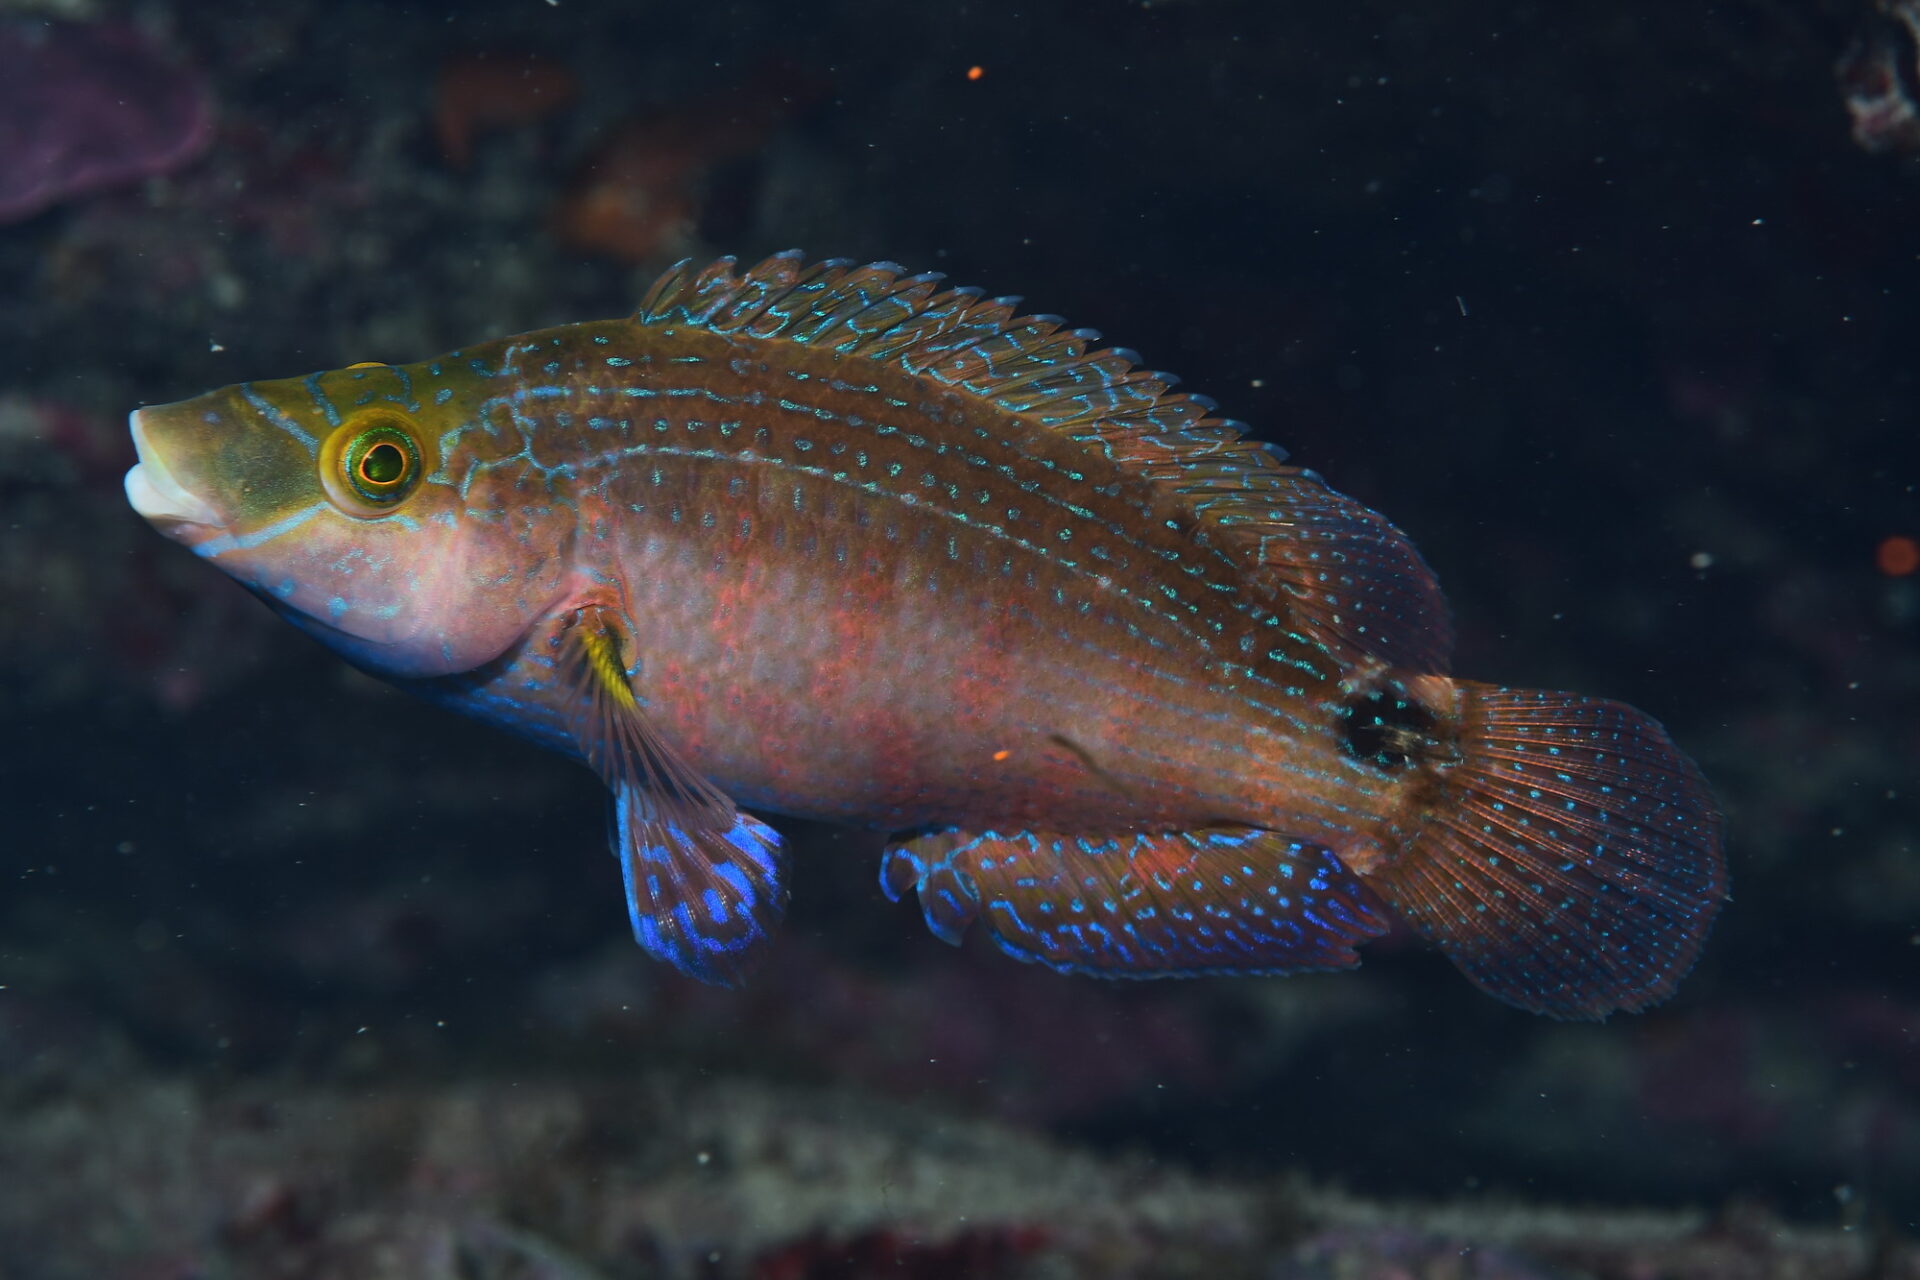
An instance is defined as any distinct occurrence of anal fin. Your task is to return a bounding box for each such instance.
[566,605,788,985]
[881,825,1390,976]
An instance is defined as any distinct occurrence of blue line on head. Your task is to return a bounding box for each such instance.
[303,373,342,428]
[390,365,419,411]
[239,384,319,456]
[194,502,329,558]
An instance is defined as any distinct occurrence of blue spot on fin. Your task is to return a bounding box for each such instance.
[880,825,1389,977]
[880,831,981,946]
[1364,683,1727,1020]
[614,797,787,987]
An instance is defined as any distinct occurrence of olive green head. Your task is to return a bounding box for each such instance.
[125,355,574,678]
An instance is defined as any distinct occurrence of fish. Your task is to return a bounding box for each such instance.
[123,251,1727,1017]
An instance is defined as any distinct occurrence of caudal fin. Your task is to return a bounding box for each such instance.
[1370,682,1727,1019]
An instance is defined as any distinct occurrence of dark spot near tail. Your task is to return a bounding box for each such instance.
[1340,683,1439,770]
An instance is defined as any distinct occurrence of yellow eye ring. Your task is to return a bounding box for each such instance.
[321,413,428,516]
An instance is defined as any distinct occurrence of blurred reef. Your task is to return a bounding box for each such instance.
[1,0,1917,1276]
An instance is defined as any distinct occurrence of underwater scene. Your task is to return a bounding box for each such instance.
[2,1,1917,1276]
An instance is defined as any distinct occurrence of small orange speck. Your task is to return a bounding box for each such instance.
[992,749,1010,761]
[1878,535,1919,577]
[966,65,985,81]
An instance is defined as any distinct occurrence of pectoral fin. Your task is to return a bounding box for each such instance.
[565,606,787,985]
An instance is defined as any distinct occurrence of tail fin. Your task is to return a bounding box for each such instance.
[1370,682,1727,1019]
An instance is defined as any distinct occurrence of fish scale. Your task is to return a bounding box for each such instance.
[385,320,1290,817]
[124,251,1727,1015]
[561,328,1343,829]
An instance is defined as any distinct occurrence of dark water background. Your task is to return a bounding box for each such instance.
[2,2,1916,1276]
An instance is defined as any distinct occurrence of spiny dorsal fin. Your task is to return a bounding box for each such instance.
[636,252,1452,672]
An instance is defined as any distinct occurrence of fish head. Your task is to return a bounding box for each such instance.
[125,361,572,679]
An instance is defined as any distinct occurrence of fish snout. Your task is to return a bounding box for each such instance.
[125,408,223,530]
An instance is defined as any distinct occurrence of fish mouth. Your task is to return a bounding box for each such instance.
[124,409,223,530]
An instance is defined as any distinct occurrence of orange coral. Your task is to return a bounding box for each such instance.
[434,51,577,169]
[1877,535,1919,576]
[553,62,827,263]
[551,115,706,263]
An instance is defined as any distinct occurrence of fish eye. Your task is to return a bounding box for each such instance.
[321,414,426,515]
[357,440,407,488]
[342,426,420,504]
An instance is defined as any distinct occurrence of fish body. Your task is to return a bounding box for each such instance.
[126,253,1727,1015]
[396,322,1396,843]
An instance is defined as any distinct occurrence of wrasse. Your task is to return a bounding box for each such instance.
[124,253,1727,1017]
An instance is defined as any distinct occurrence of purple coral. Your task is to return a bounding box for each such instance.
[0,20,212,225]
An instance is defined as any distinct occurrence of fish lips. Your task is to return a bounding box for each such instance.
[124,408,224,533]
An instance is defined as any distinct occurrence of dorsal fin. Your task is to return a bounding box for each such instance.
[635,252,1453,672]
